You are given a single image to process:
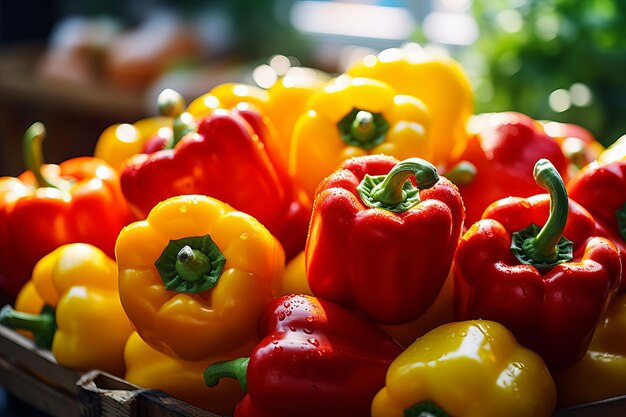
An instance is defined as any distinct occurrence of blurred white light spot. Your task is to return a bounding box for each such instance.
[497,9,523,33]
[269,55,292,76]
[115,124,139,143]
[536,14,559,41]
[549,89,571,113]
[542,121,564,137]
[569,83,592,107]
[423,12,479,46]
[437,0,471,13]
[203,95,221,110]
[290,1,416,40]
[378,48,404,63]
[253,64,278,89]
[362,55,378,68]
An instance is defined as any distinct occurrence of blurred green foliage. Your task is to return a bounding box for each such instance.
[465,0,626,146]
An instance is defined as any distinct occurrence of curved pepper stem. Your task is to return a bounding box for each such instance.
[405,401,450,417]
[157,89,197,148]
[22,122,59,189]
[154,235,226,293]
[338,108,389,150]
[0,305,56,349]
[204,357,250,392]
[511,158,573,268]
[356,158,439,213]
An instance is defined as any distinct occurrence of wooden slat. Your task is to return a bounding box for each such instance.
[0,324,80,393]
[0,355,79,417]
[554,396,626,417]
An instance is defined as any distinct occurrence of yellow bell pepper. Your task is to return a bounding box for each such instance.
[372,320,556,417]
[0,244,133,376]
[552,293,626,407]
[13,281,45,339]
[347,43,473,167]
[124,331,252,415]
[290,75,430,197]
[598,134,626,164]
[115,194,285,362]
[94,116,172,170]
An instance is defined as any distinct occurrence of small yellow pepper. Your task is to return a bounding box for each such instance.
[0,244,133,377]
[372,320,556,417]
[12,281,45,340]
[552,294,626,407]
[290,75,430,197]
[115,194,285,362]
[598,134,626,164]
[94,116,172,171]
[124,332,252,415]
[347,43,473,167]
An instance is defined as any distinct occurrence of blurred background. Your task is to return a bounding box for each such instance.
[1,0,625,176]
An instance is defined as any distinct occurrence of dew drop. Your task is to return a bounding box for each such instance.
[289,325,297,332]
[285,310,292,316]
[283,301,291,308]
[303,327,313,334]
[278,312,286,321]
[179,205,187,213]
[240,232,249,240]
[307,338,319,347]
[274,345,283,353]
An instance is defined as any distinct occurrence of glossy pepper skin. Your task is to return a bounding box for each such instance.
[204,294,403,417]
[116,194,285,361]
[120,93,310,261]
[290,75,430,198]
[0,244,133,376]
[567,160,626,291]
[454,159,622,369]
[346,43,473,167]
[0,123,134,299]
[124,332,250,415]
[306,154,464,324]
[552,293,626,407]
[94,116,172,171]
[446,112,569,225]
[371,320,556,417]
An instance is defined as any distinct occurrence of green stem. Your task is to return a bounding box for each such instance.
[404,401,450,417]
[22,123,58,189]
[511,159,573,268]
[357,158,439,213]
[204,357,250,392]
[154,235,226,293]
[444,160,477,186]
[0,305,56,349]
[337,108,389,150]
[157,89,197,149]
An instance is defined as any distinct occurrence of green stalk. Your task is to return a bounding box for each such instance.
[204,357,250,392]
[22,123,58,189]
[0,305,56,349]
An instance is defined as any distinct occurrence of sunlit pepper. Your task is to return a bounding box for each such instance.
[204,294,403,417]
[115,194,285,361]
[346,43,473,167]
[445,112,569,225]
[0,244,133,376]
[552,294,626,407]
[93,116,172,170]
[124,332,251,415]
[567,160,626,290]
[121,90,311,260]
[290,75,430,198]
[454,159,621,368]
[371,320,556,417]
[306,155,464,325]
[598,134,626,164]
[0,123,134,299]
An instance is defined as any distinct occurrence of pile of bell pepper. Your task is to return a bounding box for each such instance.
[1,43,625,416]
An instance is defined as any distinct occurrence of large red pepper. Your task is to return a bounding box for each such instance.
[0,123,134,299]
[567,160,626,291]
[446,112,568,225]
[306,155,464,325]
[454,159,622,369]
[203,294,403,417]
[120,91,311,260]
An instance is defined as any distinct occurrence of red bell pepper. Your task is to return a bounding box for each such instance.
[120,91,311,260]
[305,154,464,325]
[567,160,626,291]
[0,123,134,299]
[454,159,622,369]
[446,112,569,225]
[203,294,403,417]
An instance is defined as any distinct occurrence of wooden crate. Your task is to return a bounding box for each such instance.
[2,323,626,417]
